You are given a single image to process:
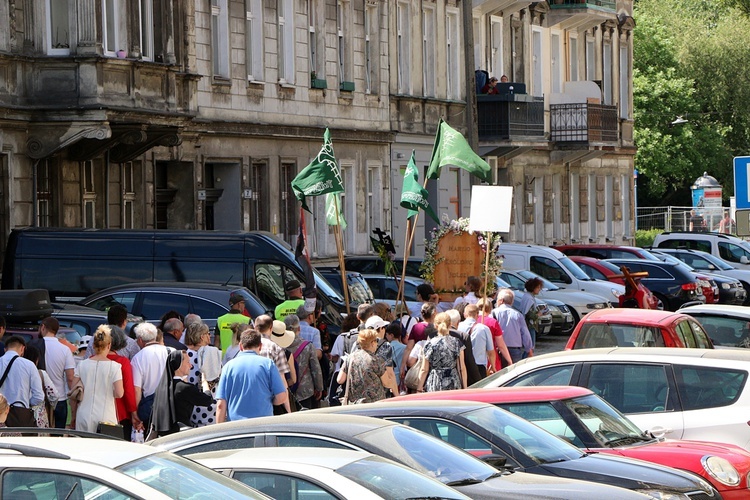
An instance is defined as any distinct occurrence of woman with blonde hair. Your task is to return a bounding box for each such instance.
[74,325,124,433]
[337,329,398,404]
[416,312,467,392]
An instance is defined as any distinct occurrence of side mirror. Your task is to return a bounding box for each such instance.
[741,256,749,265]
[481,454,508,468]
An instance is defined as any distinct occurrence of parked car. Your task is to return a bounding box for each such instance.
[316,267,375,305]
[343,256,423,278]
[554,244,662,261]
[80,282,270,331]
[190,447,469,499]
[393,387,750,499]
[149,412,653,500]
[653,231,750,270]
[651,251,725,304]
[498,269,611,326]
[564,308,713,350]
[51,302,142,337]
[315,400,719,498]
[472,347,750,450]
[604,258,705,311]
[679,304,750,347]
[651,247,750,305]
[0,289,87,345]
[0,436,267,499]
[568,256,661,309]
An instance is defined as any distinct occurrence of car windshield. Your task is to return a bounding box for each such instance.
[698,251,736,271]
[463,407,583,464]
[575,323,665,348]
[337,455,468,499]
[357,425,499,484]
[118,451,265,499]
[563,395,647,446]
[560,257,593,281]
[517,270,559,291]
[314,269,345,302]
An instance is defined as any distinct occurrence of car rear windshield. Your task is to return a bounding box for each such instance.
[574,323,665,349]
[673,365,747,411]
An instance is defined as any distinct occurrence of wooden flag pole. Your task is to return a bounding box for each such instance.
[332,199,351,314]
[480,231,492,321]
[395,217,412,312]
[397,177,430,312]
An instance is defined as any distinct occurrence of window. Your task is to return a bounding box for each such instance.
[191,297,228,320]
[246,0,264,81]
[278,0,295,83]
[254,263,293,306]
[505,364,576,387]
[603,39,612,104]
[446,8,461,100]
[339,164,354,250]
[211,0,230,78]
[501,402,584,447]
[718,242,750,263]
[586,36,596,81]
[249,161,267,231]
[619,45,629,119]
[102,0,125,56]
[397,1,411,94]
[674,366,746,410]
[122,162,135,229]
[675,319,712,349]
[140,292,191,321]
[276,435,351,449]
[2,470,131,499]
[551,32,562,94]
[638,264,671,279]
[389,417,496,456]
[139,0,154,61]
[367,164,383,244]
[530,257,570,284]
[364,2,379,94]
[422,6,436,97]
[490,16,503,77]
[82,160,96,228]
[569,33,578,81]
[337,0,352,87]
[176,437,257,456]
[47,0,71,54]
[532,27,542,97]
[279,162,297,244]
[233,472,336,500]
[587,363,670,414]
[86,292,139,313]
[37,159,53,227]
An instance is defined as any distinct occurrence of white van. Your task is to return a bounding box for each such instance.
[498,243,625,305]
[652,232,750,270]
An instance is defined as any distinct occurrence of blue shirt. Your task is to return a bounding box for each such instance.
[299,321,322,350]
[492,304,533,352]
[390,341,406,384]
[0,351,44,407]
[458,318,494,366]
[216,350,286,421]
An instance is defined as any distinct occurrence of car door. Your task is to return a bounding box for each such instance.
[578,362,684,440]
[230,470,340,500]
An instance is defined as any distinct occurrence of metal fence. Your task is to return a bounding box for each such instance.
[637,206,728,232]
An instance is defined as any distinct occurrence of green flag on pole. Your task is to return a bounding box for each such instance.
[426,119,491,182]
[325,192,347,230]
[291,128,345,212]
[400,150,439,222]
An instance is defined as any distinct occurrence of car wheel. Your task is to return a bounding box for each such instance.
[653,292,672,311]
[567,308,580,332]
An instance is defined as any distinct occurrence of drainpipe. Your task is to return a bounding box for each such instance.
[32,159,39,227]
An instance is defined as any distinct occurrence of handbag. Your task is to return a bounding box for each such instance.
[97,422,124,439]
[0,356,38,429]
[404,356,424,391]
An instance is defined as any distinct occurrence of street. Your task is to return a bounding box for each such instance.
[535,332,570,356]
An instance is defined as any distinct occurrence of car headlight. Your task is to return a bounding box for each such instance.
[635,490,686,500]
[557,305,571,313]
[587,303,608,309]
[546,305,559,313]
[721,283,731,290]
[702,455,741,486]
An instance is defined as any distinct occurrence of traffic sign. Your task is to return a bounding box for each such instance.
[734,156,750,209]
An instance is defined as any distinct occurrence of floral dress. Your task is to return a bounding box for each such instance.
[343,349,386,404]
[423,335,464,392]
[32,369,59,428]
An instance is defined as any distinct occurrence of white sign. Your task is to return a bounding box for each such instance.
[468,185,513,233]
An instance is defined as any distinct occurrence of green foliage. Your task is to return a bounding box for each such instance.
[635,229,664,248]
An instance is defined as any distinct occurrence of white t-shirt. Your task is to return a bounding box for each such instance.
[409,340,428,361]
[131,344,169,397]
[331,334,346,371]
[44,337,76,401]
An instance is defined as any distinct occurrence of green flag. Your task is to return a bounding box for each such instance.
[325,192,347,230]
[426,119,491,182]
[291,129,344,212]
[400,150,439,223]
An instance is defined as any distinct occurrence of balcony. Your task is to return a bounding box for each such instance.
[550,103,618,143]
[477,94,545,141]
[548,0,617,30]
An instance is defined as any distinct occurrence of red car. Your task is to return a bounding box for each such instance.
[391,386,750,499]
[569,256,661,309]
[564,308,714,350]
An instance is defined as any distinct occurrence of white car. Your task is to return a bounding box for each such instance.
[679,304,750,347]
[0,436,266,499]
[190,447,469,499]
[473,347,750,450]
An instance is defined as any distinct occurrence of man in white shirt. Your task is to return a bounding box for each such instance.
[0,336,43,409]
[39,317,76,428]
[131,322,169,427]
[457,304,495,379]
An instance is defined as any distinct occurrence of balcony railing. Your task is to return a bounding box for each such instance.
[549,0,616,10]
[477,94,545,141]
[550,103,618,142]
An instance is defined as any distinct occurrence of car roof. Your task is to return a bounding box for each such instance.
[313,399,490,415]
[88,281,251,293]
[679,304,750,318]
[579,308,689,326]
[556,244,645,252]
[361,274,425,284]
[190,447,374,469]
[150,413,397,450]
[0,437,159,468]
[391,386,595,404]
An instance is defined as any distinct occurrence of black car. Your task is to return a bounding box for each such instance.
[604,259,705,311]
[52,302,142,337]
[150,413,650,500]
[315,400,719,498]
[316,267,375,305]
[343,256,423,278]
[80,282,270,331]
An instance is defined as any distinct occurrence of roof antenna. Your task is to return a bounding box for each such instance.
[222,275,233,286]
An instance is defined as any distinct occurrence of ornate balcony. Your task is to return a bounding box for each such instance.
[548,0,617,30]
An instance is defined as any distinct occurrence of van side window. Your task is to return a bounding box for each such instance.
[254,264,297,306]
[695,240,711,253]
[154,260,243,286]
[86,292,138,313]
[718,242,750,264]
[530,257,568,284]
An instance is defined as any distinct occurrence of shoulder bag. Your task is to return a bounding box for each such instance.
[404,353,424,391]
[0,356,37,428]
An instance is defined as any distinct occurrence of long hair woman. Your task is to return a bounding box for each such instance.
[416,312,467,393]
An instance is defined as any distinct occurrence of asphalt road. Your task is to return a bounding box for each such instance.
[534,332,571,356]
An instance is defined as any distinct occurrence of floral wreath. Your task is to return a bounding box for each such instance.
[419,217,503,297]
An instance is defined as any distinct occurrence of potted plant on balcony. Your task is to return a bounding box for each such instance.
[311,71,327,89]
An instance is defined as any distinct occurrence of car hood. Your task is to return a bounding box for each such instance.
[539,453,716,495]
[539,289,611,306]
[458,470,652,500]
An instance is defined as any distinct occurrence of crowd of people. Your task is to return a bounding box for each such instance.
[0,276,534,439]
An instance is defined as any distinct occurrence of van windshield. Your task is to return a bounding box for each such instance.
[560,257,593,281]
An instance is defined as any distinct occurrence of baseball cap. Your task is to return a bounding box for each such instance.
[365,315,389,330]
[270,320,295,348]
[78,335,93,351]
[229,293,245,305]
[284,280,302,292]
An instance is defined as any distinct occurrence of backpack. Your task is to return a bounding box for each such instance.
[286,340,311,393]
